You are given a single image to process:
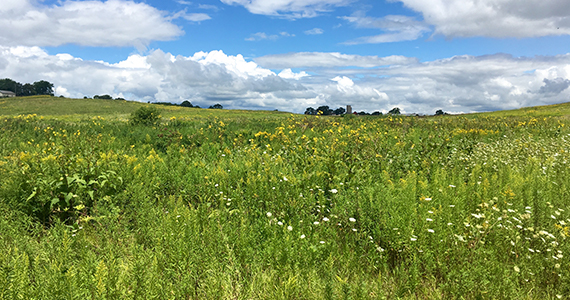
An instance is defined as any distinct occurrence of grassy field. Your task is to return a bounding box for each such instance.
[1,97,569,299]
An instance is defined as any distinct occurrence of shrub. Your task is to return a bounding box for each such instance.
[129,106,162,126]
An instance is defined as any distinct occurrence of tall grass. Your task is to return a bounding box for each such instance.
[0,103,569,299]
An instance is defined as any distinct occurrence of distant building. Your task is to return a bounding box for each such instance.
[0,90,16,98]
[346,105,352,114]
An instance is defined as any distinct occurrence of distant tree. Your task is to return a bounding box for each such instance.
[358,111,369,115]
[371,111,382,116]
[84,96,89,99]
[316,105,333,115]
[33,80,54,96]
[304,107,316,115]
[0,78,22,95]
[388,107,401,115]
[94,95,113,100]
[435,109,445,116]
[116,97,125,101]
[333,107,346,115]
[209,103,223,109]
[180,100,193,108]
[21,83,36,96]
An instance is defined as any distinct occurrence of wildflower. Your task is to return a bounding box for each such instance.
[514,266,520,272]
[377,246,385,252]
[410,237,417,241]
[313,221,320,225]
[471,213,484,219]
[300,234,306,239]
[449,185,456,188]
[329,189,338,193]
[426,218,433,222]
[352,228,357,232]
[447,223,453,226]
[277,221,283,226]
[424,197,432,201]
[555,264,561,269]
[266,212,272,217]
[287,226,293,231]
[428,211,434,214]
[349,217,356,222]
[322,217,330,222]
[449,205,455,208]
[320,241,325,244]
[427,229,435,233]
[283,176,288,181]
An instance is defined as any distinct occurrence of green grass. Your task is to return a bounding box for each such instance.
[1,97,569,299]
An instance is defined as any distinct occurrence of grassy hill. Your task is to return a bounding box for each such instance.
[1,95,569,299]
[2,95,570,119]
[0,95,292,121]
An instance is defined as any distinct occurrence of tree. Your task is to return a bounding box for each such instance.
[304,107,316,115]
[33,80,54,96]
[358,111,369,115]
[388,107,401,115]
[94,95,113,100]
[209,103,223,109]
[371,111,382,116]
[180,100,193,108]
[0,78,22,95]
[435,109,445,116]
[316,105,333,115]
[21,83,36,96]
[333,107,346,115]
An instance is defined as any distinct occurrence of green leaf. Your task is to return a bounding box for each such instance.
[26,188,37,201]
[50,198,60,209]
[87,190,94,200]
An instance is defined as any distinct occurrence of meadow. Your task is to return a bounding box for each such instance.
[1,96,569,299]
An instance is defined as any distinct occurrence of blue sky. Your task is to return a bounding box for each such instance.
[1,0,570,114]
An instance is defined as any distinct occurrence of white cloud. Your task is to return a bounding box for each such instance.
[341,12,430,44]
[255,52,417,68]
[1,46,569,114]
[278,69,310,80]
[182,13,211,22]
[0,0,183,48]
[220,0,352,18]
[245,32,294,41]
[398,0,570,38]
[304,28,324,35]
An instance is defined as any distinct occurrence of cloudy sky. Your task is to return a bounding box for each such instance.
[1,0,570,114]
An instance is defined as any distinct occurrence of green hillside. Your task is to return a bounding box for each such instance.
[1,95,569,299]
[2,95,569,119]
[0,95,291,121]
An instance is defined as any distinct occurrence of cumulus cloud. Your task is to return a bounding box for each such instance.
[1,46,569,114]
[538,77,570,95]
[255,52,417,68]
[278,69,310,80]
[304,28,324,35]
[397,0,570,38]
[220,0,352,19]
[0,0,183,48]
[341,12,430,44]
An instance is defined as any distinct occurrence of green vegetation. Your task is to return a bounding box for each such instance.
[1,97,570,299]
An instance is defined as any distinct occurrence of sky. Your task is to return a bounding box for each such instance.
[1,0,570,114]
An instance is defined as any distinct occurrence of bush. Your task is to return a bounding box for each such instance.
[130,106,162,126]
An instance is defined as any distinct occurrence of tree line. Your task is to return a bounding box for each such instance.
[0,78,54,96]
[305,105,447,116]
